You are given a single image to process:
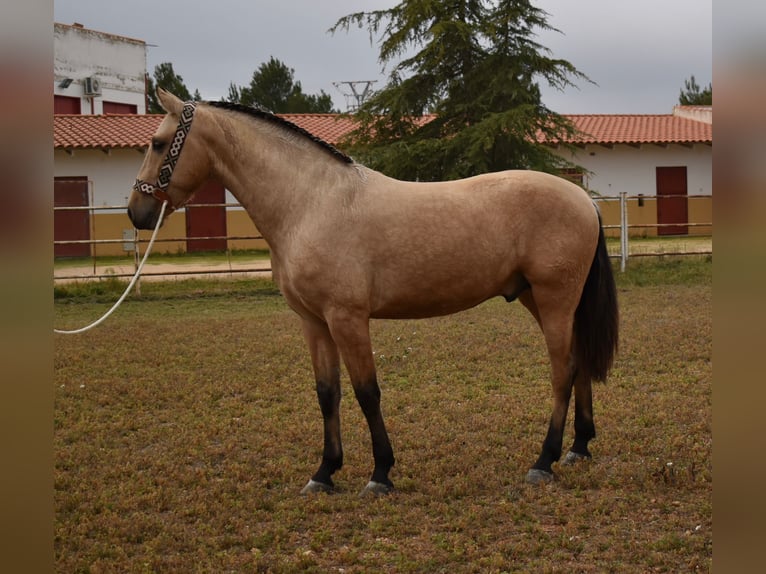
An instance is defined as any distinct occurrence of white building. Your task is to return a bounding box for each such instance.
[54,22,147,115]
[548,107,712,236]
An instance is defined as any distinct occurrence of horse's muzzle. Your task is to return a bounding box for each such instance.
[127,193,165,230]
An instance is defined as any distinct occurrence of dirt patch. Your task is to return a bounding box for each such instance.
[53,259,273,284]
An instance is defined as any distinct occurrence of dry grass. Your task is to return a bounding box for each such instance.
[54,257,712,573]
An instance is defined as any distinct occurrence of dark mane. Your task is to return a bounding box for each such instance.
[206,100,354,164]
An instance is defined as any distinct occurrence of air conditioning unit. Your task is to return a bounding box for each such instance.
[84,76,102,96]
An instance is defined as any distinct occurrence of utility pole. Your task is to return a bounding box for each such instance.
[332,80,377,112]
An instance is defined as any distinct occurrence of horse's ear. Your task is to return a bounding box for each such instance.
[156,88,184,115]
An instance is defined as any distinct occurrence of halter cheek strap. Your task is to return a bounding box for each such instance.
[133,101,197,209]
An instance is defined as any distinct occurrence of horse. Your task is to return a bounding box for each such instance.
[128,88,618,496]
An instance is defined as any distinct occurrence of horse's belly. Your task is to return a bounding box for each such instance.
[370,296,489,319]
[369,270,523,319]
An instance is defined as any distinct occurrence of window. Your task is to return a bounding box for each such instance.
[54,95,81,114]
[103,101,138,114]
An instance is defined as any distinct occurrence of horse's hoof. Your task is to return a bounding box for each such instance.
[300,479,334,495]
[525,469,554,485]
[359,481,393,497]
[562,450,592,466]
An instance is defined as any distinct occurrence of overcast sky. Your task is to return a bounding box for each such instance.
[53,0,712,114]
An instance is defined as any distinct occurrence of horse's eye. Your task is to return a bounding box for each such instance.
[151,139,165,152]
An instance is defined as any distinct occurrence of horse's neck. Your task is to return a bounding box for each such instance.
[206,110,350,245]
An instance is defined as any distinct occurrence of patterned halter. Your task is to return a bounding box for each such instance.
[133,101,197,208]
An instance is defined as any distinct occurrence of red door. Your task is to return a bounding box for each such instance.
[54,177,90,257]
[656,166,688,236]
[185,181,227,252]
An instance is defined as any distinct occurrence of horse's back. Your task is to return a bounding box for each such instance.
[362,169,599,263]
[368,169,595,223]
[346,169,600,318]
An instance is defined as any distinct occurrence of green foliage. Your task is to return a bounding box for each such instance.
[54,276,128,301]
[227,56,337,113]
[331,0,589,180]
[146,62,195,113]
[679,75,712,105]
[54,275,280,303]
[617,254,712,287]
[147,58,336,114]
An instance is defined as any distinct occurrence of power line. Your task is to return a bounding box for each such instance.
[332,80,377,112]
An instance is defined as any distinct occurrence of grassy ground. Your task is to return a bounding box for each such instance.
[54,257,712,573]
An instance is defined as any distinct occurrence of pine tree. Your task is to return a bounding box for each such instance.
[146,63,193,113]
[331,0,589,181]
[228,57,337,113]
[679,75,712,106]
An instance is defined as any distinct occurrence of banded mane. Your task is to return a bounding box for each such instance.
[206,100,354,165]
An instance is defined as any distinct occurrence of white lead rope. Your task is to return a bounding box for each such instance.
[54,201,168,335]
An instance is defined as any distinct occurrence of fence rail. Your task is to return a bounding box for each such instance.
[53,193,712,282]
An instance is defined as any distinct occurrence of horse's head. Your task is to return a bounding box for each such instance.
[127,88,210,229]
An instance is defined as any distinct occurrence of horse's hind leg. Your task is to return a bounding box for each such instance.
[326,311,395,496]
[563,369,596,465]
[519,289,577,484]
[300,317,343,494]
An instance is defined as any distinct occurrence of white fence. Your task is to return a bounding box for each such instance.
[600,192,712,272]
[53,193,712,282]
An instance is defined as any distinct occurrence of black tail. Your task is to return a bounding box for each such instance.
[574,216,619,382]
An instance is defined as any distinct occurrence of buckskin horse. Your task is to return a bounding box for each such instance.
[128,89,618,496]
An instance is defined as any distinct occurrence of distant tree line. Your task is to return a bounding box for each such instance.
[146,58,337,114]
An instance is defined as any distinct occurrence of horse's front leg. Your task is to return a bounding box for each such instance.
[327,311,395,496]
[300,317,343,494]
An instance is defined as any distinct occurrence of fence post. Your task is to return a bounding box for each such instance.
[133,228,141,296]
[620,192,628,272]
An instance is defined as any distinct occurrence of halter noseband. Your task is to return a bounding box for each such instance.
[133,101,197,209]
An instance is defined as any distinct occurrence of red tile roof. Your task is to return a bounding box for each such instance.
[564,114,712,146]
[54,114,164,150]
[53,113,358,150]
[54,110,712,151]
[282,114,359,145]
